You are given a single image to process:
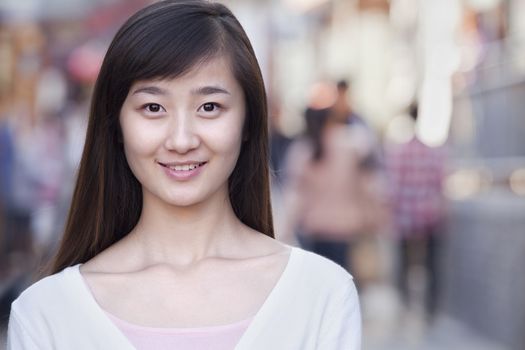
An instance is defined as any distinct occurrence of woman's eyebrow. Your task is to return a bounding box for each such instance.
[131,85,231,96]
[192,86,231,96]
[132,86,168,95]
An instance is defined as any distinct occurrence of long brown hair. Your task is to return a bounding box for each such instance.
[48,0,273,275]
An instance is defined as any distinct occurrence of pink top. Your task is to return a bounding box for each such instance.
[285,125,376,239]
[104,310,253,350]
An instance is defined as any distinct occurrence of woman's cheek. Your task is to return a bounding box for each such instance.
[123,119,165,155]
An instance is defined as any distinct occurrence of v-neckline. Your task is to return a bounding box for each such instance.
[67,246,298,349]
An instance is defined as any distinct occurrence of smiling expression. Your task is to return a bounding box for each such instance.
[119,55,246,208]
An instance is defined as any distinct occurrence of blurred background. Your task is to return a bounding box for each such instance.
[0,0,524,349]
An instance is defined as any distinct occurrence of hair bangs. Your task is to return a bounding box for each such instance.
[112,11,227,85]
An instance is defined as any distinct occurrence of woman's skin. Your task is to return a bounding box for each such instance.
[80,55,290,328]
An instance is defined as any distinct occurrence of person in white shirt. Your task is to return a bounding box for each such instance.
[7,1,361,349]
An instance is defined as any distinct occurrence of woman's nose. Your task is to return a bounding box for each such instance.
[164,113,200,153]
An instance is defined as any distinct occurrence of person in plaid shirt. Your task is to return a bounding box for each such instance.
[385,103,447,320]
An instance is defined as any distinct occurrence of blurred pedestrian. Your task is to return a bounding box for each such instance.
[385,103,447,319]
[268,99,294,245]
[333,79,382,170]
[268,99,292,187]
[282,81,382,282]
[7,2,361,349]
[0,113,15,276]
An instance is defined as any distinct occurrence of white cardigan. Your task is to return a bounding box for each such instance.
[7,247,361,349]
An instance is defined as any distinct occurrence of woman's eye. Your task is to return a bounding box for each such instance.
[202,103,216,112]
[144,103,164,113]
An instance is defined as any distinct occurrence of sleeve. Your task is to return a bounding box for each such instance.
[348,125,373,160]
[317,277,362,350]
[384,145,403,203]
[6,309,41,350]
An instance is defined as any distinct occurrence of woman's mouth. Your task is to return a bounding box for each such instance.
[158,161,207,180]
[161,162,206,171]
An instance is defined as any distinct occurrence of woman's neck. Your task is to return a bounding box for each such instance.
[126,189,245,267]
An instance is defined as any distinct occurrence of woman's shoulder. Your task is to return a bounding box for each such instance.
[273,247,359,322]
[289,247,355,290]
[12,265,80,314]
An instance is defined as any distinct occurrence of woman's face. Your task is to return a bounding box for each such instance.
[119,55,246,208]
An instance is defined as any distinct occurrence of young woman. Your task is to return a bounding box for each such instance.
[7,1,361,349]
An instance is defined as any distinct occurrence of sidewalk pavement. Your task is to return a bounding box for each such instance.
[361,283,509,350]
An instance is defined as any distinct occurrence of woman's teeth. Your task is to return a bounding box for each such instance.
[168,163,203,171]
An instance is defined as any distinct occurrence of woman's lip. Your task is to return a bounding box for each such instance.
[160,162,206,180]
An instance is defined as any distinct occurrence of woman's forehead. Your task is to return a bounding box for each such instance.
[129,55,241,93]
